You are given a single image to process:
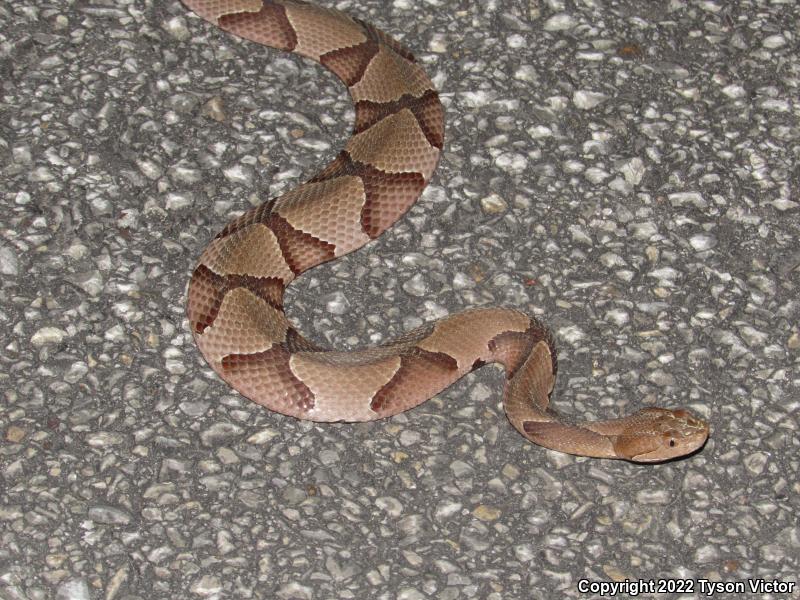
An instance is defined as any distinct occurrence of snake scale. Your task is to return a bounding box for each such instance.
[182,0,709,461]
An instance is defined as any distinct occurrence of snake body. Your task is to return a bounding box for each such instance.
[183,0,709,461]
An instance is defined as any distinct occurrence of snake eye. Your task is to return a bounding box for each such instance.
[668,439,676,448]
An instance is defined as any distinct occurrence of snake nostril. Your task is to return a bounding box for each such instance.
[669,439,676,447]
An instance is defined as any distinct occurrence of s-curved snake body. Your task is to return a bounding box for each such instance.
[183,0,709,461]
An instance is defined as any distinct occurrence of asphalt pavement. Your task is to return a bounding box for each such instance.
[1,0,798,598]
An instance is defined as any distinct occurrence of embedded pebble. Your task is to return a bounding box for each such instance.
[136,159,163,180]
[397,589,426,600]
[636,489,672,505]
[223,164,254,185]
[573,90,608,109]
[277,583,313,600]
[88,505,132,525]
[402,273,428,297]
[646,370,675,387]
[428,32,447,53]
[668,191,707,208]
[191,575,222,596]
[165,192,193,211]
[376,496,404,517]
[85,432,125,447]
[319,449,340,465]
[56,580,90,600]
[473,505,502,521]
[399,429,421,446]
[31,327,68,346]
[689,233,717,251]
[201,96,226,122]
[6,426,26,443]
[0,245,19,275]
[495,152,527,173]
[721,84,746,98]
[164,16,190,41]
[649,267,679,281]
[435,501,462,520]
[743,452,768,475]
[481,193,508,214]
[323,291,349,314]
[605,308,629,326]
[247,428,280,444]
[543,13,577,31]
[695,545,720,564]
[762,34,786,49]
[200,422,243,446]
[619,157,645,185]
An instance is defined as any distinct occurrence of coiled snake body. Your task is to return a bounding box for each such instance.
[183,0,709,461]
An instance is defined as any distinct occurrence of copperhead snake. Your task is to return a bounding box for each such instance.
[182,0,710,461]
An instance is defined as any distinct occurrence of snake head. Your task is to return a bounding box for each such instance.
[613,408,710,462]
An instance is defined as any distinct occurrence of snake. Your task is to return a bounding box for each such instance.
[182,0,710,461]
